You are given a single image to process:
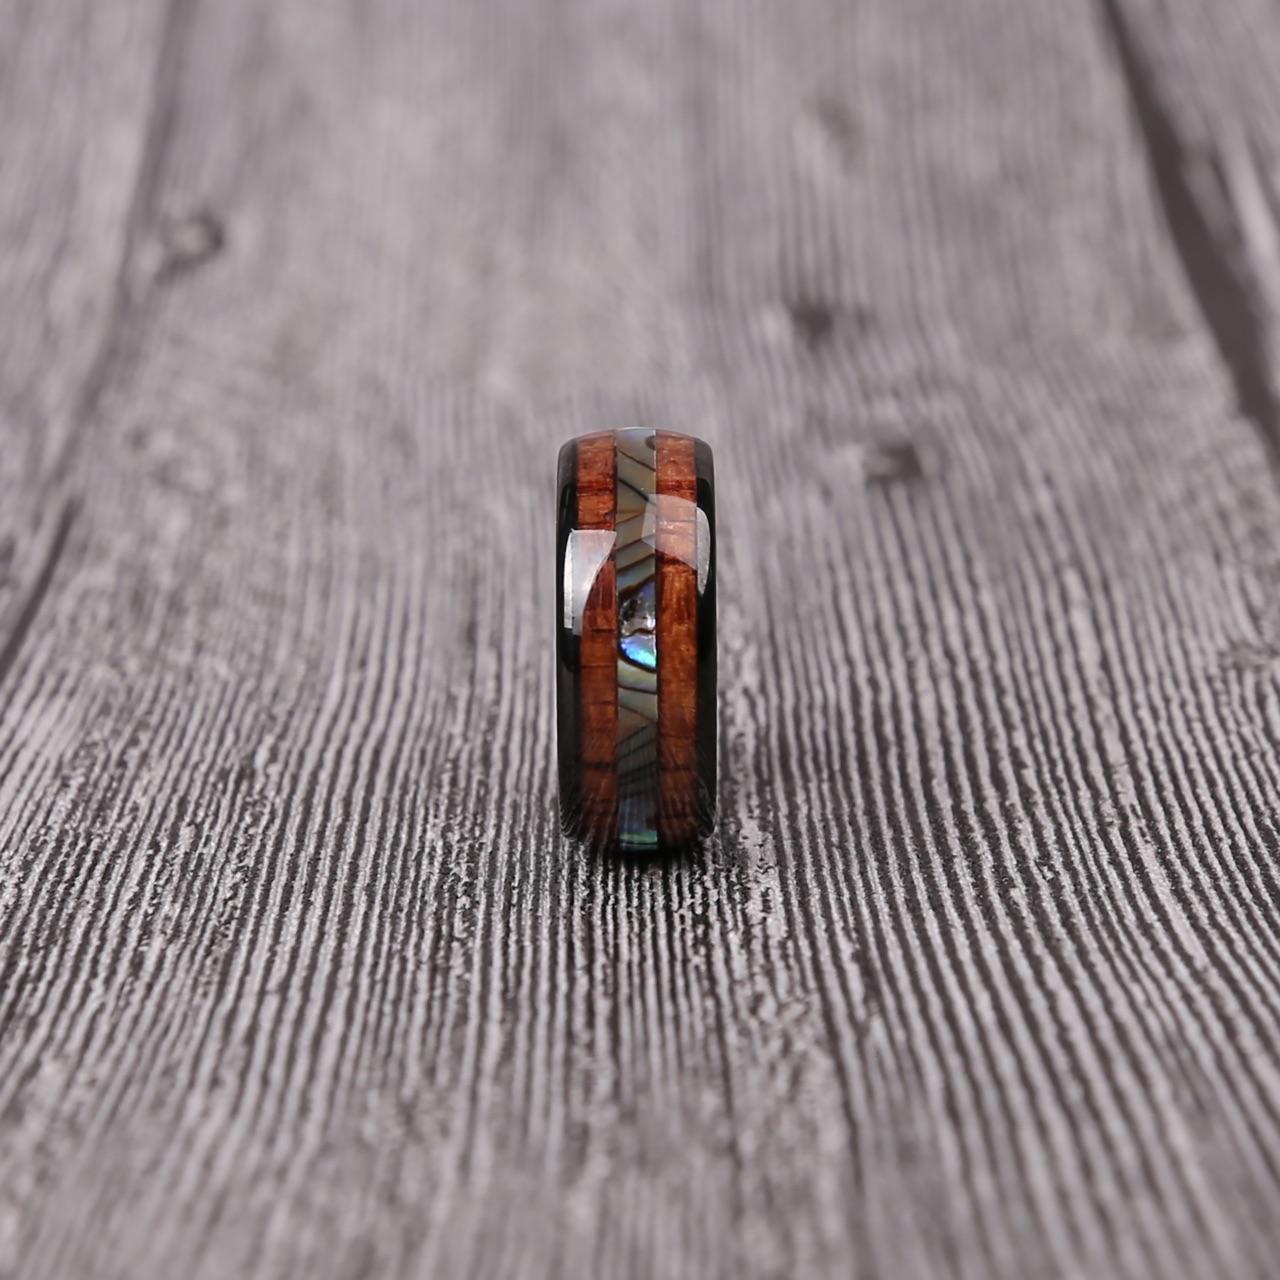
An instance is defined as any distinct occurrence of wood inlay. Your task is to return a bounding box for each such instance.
[655,431,699,848]
[575,433,617,847]
[613,429,661,850]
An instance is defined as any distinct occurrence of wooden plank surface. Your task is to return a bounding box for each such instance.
[2,1,1279,1276]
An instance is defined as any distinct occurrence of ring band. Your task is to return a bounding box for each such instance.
[556,429,716,853]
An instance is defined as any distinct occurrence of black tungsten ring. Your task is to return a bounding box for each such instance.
[556,429,717,854]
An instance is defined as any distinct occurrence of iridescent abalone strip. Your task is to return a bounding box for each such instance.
[613,428,661,850]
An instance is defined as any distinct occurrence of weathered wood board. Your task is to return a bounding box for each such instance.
[2,1,1280,1276]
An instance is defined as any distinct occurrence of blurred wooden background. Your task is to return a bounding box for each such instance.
[3,1,1280,1276]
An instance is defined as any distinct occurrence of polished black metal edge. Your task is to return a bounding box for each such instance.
[694,438,717,840]
[555,439,582,839]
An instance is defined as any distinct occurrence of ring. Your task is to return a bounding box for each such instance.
[556,428,716,854]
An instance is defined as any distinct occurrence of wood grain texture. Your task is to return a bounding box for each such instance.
[0,0,173,691]
[575,432,618,849]
[656,432,699,849]
[1,1,1280,1278]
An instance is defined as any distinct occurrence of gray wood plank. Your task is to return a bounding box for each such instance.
[1,1,1279,1277]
